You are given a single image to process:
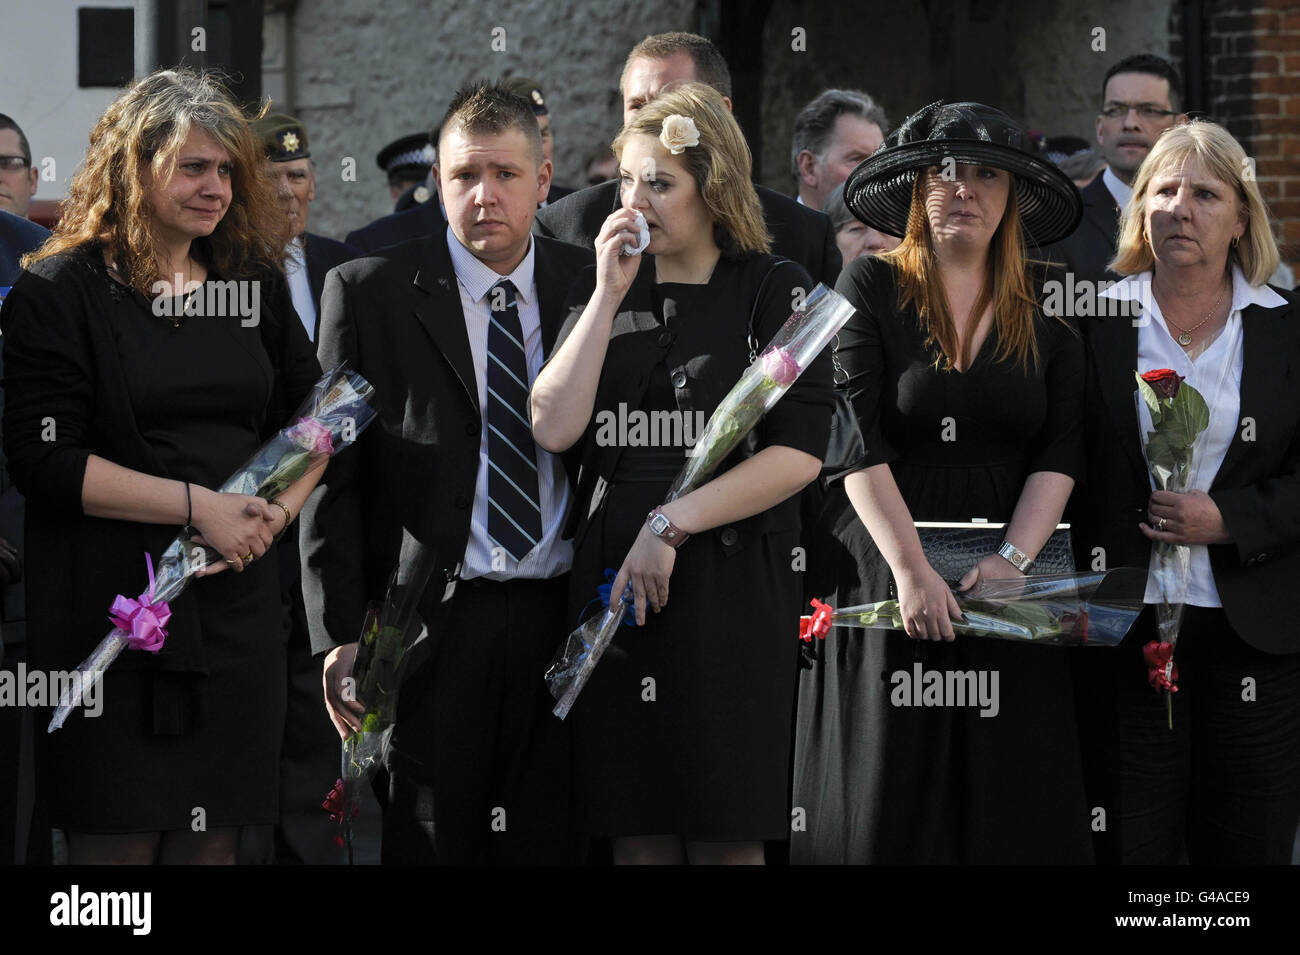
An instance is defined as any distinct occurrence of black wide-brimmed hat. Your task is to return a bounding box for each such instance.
[843,101,1082,246]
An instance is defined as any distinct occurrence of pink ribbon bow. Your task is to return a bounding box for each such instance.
[108,553,171,653]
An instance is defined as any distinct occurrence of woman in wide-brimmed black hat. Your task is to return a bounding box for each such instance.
[792,101,1092,863]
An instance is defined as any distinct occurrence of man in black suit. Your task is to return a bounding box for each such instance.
[534,31,842,289]
[0,208,50,865]
[1047,55,1185,285]
[301,83,593,864]
[250,113,360,865]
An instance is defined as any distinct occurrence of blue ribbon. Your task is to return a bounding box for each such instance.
[577,568,638,628]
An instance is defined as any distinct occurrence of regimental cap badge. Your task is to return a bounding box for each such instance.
[252,112,311,162]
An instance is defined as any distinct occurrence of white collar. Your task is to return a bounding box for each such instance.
[1099,265,1288,312]
[444,224,535,304]
[1102,166,1132,210]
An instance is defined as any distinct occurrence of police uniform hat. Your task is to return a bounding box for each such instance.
[251,112,311,162]
[376,131,436,179]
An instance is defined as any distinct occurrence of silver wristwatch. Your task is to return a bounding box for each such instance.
[997,540,1032,573]
[647,507,690,548]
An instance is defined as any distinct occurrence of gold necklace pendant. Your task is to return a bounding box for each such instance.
[1178,331,1192,346]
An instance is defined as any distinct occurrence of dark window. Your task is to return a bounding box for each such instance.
[78,7,135,88]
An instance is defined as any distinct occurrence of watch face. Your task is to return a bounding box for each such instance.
[649,514,670,536]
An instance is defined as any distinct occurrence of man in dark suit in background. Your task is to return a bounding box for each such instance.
[0,208,50,864]
[249,114,359,864]
[535,31,842,289]
[1048,55,1185,285]
[301,83,592,864]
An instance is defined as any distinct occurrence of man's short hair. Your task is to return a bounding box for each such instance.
[790,89,888,181]
[0,114,32,166]
[621,32,732,98]
[1102,54,1183,112]
[436,83,544,166]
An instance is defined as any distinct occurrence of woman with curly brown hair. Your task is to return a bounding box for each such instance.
[0,69,322,864]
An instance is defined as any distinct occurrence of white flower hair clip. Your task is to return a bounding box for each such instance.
[659,115,701,155]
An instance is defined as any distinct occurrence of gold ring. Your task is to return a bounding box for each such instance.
[241,550,255,562]
[1157,517,1167,531]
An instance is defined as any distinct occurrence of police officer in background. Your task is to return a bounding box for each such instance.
[378,131,436,212]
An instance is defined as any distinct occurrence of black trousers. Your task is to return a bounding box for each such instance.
[1076,606,1300,864]
[380,575,576,865]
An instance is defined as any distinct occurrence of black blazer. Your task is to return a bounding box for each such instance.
[303,232,357,335]
[0,212,49,649]
[555,254,833,555]
[1074,282,1300,653]
[344,200,447,254]
[0,247,321,676]
[1046,174,1121,286]
[299,231,593,655]
[534,179,844,289]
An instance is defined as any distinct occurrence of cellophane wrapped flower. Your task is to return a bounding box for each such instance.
[333,538,439,862]
[48,365,378,732]
[1134,367,1211,727]
[797,570,1148,659]
[545,284,856,719]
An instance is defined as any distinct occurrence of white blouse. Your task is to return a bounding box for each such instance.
[1101,267,1287,606]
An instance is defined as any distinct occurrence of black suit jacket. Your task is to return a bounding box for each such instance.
[534,179,843,289]
[302,232,358,339]
[344,200,447,254]
[299,231,593,655]
[1074,283,1300,653]
[0,212,49,649]
[1046,175,1120,286]
[1,247,320,678]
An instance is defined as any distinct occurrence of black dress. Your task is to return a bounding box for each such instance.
[564,254,833,841]
[0,246,320,833]
[792,255,1094,864]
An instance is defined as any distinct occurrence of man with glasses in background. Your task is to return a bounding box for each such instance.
[1049,54,1186,285]
[0,116,39,221]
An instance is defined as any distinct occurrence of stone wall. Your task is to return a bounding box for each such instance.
[276,0,697,240]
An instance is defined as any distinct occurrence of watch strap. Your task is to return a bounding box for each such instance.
[997,540,1032,573]
[647,507,690,548]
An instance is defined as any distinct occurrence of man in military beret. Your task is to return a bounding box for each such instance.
[501,77,572,206]
[253,113,358,343]
[248,111,361,865]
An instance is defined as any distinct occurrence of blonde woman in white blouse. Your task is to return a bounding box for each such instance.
[1073,119,1300,865]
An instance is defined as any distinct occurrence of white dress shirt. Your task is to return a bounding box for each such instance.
[1101,266,1288,606]
[446,225,574,581]
[1102,166,1132,213]
[285,235,316,342]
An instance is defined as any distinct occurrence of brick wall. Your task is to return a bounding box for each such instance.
[1171,1,1300,280]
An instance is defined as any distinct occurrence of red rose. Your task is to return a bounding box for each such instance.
[1140,368,1183,401]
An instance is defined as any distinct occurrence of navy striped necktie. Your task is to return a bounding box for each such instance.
[485,279,543,561]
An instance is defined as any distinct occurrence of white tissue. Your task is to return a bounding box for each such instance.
[621,212,650,255]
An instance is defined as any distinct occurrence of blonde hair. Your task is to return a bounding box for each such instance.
[613,82,770,257]
[880,169,1042,372]
[1111,120,1280,285]
[26,68,286,293]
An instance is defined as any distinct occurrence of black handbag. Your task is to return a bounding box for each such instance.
[747,259,865,477]
[895,521,1076,592]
